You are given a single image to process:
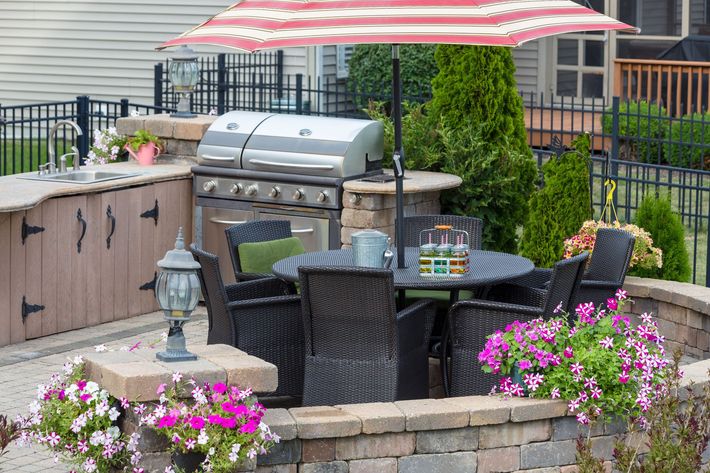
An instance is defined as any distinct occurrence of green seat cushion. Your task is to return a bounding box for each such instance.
[405,289,475,309]
[239,237,305,274]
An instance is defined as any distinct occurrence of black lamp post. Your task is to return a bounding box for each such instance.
[155,227,201,362]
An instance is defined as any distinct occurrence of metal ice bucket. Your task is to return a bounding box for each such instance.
[351,230,393,268]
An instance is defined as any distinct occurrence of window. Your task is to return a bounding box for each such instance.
[336,45,353,79]
[619,0,681,36]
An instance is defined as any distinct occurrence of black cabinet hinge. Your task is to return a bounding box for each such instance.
[140,272,157,295]
[140,199,159,226]
[21,296,44,324]
[21,216,45,245]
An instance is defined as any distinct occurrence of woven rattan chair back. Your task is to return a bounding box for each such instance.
[399,215,483,250]
[299,266,398,361]
[225,220,292,277]
[585,228,635,283]
[544,252,589,316]
[189,244,235,346]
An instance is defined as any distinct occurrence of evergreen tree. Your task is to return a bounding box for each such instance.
[630,194,690,282]
[429,45,529,156]
[520,134,593,267]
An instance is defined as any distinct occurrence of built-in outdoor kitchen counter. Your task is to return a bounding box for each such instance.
[0,160,194,347]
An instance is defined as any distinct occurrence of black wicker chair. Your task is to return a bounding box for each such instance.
[190,244,304,398]
[504,228,635,311]
[225,220,293,282]
[298,266,436,406]
[445,251,589,397]
[399,215,483,249]
[398,215,484,342]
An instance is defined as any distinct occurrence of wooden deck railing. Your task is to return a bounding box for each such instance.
[613,58,710,117]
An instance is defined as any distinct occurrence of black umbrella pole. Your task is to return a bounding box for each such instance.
[392,45,406,269]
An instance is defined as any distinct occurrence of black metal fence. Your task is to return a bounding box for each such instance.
[0,96,171,176]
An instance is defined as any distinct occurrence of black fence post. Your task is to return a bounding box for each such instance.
[120,99,129,118]
[610,96,620,213]
[296,74,303,114]
[218,54,227,115]
[277,50,284,99]
[76,96,90,163]
[154,63,164,109]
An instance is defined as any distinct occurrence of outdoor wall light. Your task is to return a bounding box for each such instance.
[155,227,201,362]
[169,45,200,118]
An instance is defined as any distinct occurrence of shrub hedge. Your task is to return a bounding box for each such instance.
[665,112,710,169]
[602,100,669,163]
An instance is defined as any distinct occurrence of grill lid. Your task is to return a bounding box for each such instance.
[196,111,274,168]
[197,111,383,178]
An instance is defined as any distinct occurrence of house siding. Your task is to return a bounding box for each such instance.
[513,40,542,97]
[0,0,307,106]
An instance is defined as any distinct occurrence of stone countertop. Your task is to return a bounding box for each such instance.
[343,169,462,194]
[0,159,193,213]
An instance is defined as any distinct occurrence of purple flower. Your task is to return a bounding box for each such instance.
[157,415,177,428]
[563,346,574,358]
[606,298,618,311]
[189,416,205,430]
[239,420,259,434]
[570,362,584,375]
[517,359,532,371]
[213,382,227,394]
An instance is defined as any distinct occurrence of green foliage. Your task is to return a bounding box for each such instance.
[127,129,163,151]
[630,194,690,282]
[346,44,437,110]
[665,112,710,168]
[578,352,710,473]
[520,134,592,267]
[436,121,537,253]
[602,100,669,163]
[429,45,529,156]
[365,101,439,171]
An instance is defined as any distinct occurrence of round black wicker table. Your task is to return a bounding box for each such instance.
[272,247,534,289]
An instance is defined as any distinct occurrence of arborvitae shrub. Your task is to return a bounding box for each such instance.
[430,45,529,156]
[520,134,593,267]
[346,44,437,110]
[665,112,710,169]
[630,194,690,282]
[602,100,669,163]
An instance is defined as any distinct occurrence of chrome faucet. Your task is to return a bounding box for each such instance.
[48,120,83,172]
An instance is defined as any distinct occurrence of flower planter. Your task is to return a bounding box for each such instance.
[172,451,206,472]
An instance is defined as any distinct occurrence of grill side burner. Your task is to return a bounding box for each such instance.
[193,112,385,284]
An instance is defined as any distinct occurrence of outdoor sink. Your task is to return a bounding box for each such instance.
[20,170,141,184]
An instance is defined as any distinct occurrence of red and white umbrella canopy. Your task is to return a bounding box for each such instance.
[158,0,637,52]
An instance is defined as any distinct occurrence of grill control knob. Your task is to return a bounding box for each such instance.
[245,184,258,196]
[269,186,281,198]
[292,188,305,200]
[230,183,243,195]
[203,180,217,192]
[316,190,329,203]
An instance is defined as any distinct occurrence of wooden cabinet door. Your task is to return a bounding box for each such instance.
[0,213,13,346]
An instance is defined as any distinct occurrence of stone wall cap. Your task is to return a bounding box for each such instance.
[343,169,462,195]
[261,408,298,441]
[289,406,362,439]
[335,402,405,434]
[395,398,469,431]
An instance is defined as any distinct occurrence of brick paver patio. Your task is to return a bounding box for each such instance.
[0,307,208,472]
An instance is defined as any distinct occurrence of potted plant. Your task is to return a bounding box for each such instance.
[85,127,128,166]
[124,130,163,166]
[16,355,142,472]
[478,290,670,426]
[144,375,279,473]
[563,220,663,271]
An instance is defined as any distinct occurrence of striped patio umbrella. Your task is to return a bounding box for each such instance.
[159,0,637,268]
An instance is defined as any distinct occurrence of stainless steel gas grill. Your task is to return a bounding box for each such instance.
[193,111,384,283]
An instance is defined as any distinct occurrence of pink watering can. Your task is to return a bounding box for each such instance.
[125,143,161,166]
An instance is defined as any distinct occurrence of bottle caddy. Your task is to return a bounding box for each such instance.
[418,225,469,277]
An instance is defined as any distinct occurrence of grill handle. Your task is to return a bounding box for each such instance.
[209,217,249,225]
[248,159,334,171]
[292,227,315,234]
[201,154,235,161]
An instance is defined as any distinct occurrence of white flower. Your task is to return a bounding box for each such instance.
[89,431,105,446]
[94,344,108,352]
[73,355,84,365]
[108,407,120,421]
[164,467,175,473]
[197,429,209,445]
[130,110,140,117]
[108,426,120,439]
[172,372,183,383]
[83,458,97,472]
[95,400,109,416]
[86,382,100,394]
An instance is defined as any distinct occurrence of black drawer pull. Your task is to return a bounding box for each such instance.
[77,208,87,253]
[106,205,116,249]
